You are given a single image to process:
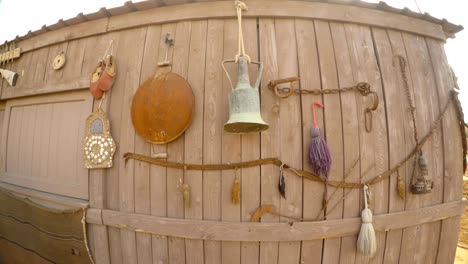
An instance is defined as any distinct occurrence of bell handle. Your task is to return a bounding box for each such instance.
[250,61,263,90]
[222,59,236,90]
[221,59,263,90]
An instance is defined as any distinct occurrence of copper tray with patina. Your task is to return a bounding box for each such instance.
[131,72,195,144]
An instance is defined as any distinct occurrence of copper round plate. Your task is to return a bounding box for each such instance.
[131,72,195,144]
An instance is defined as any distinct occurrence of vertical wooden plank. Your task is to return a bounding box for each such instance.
[44,42,69,82]
[295,18,323,264]
[150,23,176,264]
[6,106,22,174]
[240,18,260,264]
[21,46,48,87]
[275,18,302,264]
[32,47,49,84]
[12,50,32,89]
[61,38,88,82]
[329,21,361,264]
[221,18,241,264]
[133,25,162,264]
[0,107,5,154]
[398,33,443,264]
[46,103,60,181]
[372,28,412,264]
[166,20,191,264]
[99,33,122,264]
[344,24,389,264]
[426,38,464,264]
[184,20,207,264]
[203,18,224,264]
[83,34,118,264]
[117,27,147,264]
[39,105,53,181]
[258,17,279,264]
[315,20,344,264]
[20,105,36,178]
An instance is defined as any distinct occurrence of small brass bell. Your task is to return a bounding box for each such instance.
[222,56,269,133]
[411,152,433,194]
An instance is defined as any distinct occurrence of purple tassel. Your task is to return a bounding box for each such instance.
[308,102,332,180]
[308,127,331,180]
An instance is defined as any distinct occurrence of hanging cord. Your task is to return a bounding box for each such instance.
[395,55,422,184]
[124,88,454,190]
[234,1,250,63]
[82,208,96,264]
[395,56,420,146]
[101,39,114,61]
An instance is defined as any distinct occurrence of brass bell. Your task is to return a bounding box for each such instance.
[222,56,269,133]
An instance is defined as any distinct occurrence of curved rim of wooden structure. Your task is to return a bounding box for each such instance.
[12,0,462,54]
[86,199,466,242]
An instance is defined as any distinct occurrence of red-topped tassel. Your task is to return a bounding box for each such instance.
[308,102,331,179]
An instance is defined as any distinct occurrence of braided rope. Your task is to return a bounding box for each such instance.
[124,89,454,190]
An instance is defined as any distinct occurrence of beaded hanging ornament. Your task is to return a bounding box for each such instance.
[82,105,116,169]
[83,40,117,169]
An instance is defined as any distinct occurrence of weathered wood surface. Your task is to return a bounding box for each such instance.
[86,199,466,242]
[0,6,464,263]
[11,1,449,56]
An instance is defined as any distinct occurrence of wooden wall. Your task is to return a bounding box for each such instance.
[0,6,463,264]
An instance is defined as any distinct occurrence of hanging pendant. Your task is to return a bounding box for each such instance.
[411,152,433,194]
[82,108,116,169]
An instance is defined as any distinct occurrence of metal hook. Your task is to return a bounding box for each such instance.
[268,77,300,99]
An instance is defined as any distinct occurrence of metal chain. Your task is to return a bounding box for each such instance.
[396,56,420,145]
[270,81,378,132]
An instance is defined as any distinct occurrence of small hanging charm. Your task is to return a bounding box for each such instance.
[52,51,66,70]
[82,105,116,169]
[411,152,433,194]
[397,170,405,200]
[183,183,191,208]
[357,185,377,257]
[278,163,286,199]
[231,168,241,204]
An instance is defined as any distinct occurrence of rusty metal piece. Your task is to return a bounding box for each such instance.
[267,77,300,99]
[131,72,195,144]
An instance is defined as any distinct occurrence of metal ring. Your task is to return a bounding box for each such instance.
[365,109,373,133]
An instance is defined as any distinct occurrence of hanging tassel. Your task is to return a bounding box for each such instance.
[183,183,190,208]
[308,102,331,215]
[308,102,331,179]
[231,168,241,204]
[278,163,286,199]
[397,170,405,200]
[357,185,377,257]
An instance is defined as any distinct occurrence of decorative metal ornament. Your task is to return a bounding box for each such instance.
[52,52,66,70]
[411,153,433,194]
[82,109,116,169]
[222,56,268,133]
[131,72,195,144]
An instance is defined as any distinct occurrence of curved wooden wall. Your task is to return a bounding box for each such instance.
[0,1,463,264]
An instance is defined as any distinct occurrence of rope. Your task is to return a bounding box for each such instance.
[124,89,453,190]
[234,1,250,62]
[82,208,95,264]
[451,90,468,172]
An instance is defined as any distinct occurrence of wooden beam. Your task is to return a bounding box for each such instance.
[108,1,446,40]
[86,199,466,242]
[15,1,447,54]
[1,77,89,100]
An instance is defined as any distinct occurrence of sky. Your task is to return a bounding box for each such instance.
[0,0,466,119]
